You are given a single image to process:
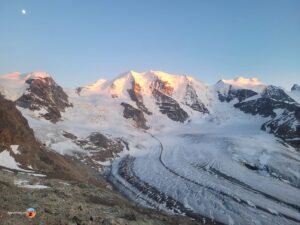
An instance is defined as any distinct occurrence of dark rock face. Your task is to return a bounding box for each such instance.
[184,83,209,114]
[88,133,110,148]
[262,108,300,149]
[76,87,83,95]
[234,86,298,118]
[63,131,78,140]
[296,107,300,120]
[70,132,126,164]
[16,77,72,123]
[87,132,126,160]
[261,85,295,103]
[218,85,258,103]
[261,110,295,137]
[121,102,148,129]
[234,98,299,118]
[127,80,152,115]
[151,79,189,123]
[152,89,189,123]
[151,78,174,96]
[291,84,300,92]
[226,85,300,149]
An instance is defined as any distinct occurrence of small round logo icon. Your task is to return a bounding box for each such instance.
[25,208,36,218]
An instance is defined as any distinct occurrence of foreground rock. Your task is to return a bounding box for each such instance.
[0,170,200,225]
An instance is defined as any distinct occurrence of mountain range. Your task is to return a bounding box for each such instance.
[0,70,299,225]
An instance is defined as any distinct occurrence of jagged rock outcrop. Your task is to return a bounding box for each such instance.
[224,85,300,149]
[291,84,300,92]
[234,97,298,117]
[16,76,72,123]
[261,107,300,149]
[262,85,296,102]
[151,77,174,96]
[75,87,83,95]
[127,80,152,115]
[78,132,126,162]
[151,79,188,123]
[234,86,297,117]
[184,83,209,114]
[217,85,258,103]
[121,102,149,129]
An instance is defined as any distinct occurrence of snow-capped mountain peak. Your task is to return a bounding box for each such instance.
[76,70,206,99]
[215,77,267,103]
[0,71,72,123]
[223,76,262,86]
[70,70,210,126]
[0,72,54,101]
[0,72,30,101]
[23,71,51,80]
[76,79,108,95]
[218,76,265,90]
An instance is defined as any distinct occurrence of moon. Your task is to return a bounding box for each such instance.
[21,9,26,15]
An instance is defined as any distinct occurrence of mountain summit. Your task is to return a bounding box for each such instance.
[221,76,263,87]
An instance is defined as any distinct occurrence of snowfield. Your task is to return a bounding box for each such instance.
[14,179,49,189]
[0,150,31,172]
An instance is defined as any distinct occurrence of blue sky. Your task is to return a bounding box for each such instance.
[0,0,299,89]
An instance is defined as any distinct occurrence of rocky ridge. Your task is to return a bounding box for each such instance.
[16,74,72,123]
[0,170,201,225]
[217,81,300,149]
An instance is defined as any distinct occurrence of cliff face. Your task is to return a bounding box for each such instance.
[184,83,209,114]
[121,102,149,129]
[151,79,189,123]
[16,76,72,123]
[217,85,258,103]
[127,80,152,115]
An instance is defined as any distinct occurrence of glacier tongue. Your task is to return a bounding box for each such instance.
[109,111,300,225]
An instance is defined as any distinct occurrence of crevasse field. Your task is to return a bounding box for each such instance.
[109,103,300,225]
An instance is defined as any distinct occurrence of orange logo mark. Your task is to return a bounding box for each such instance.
[25,208,36,218]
